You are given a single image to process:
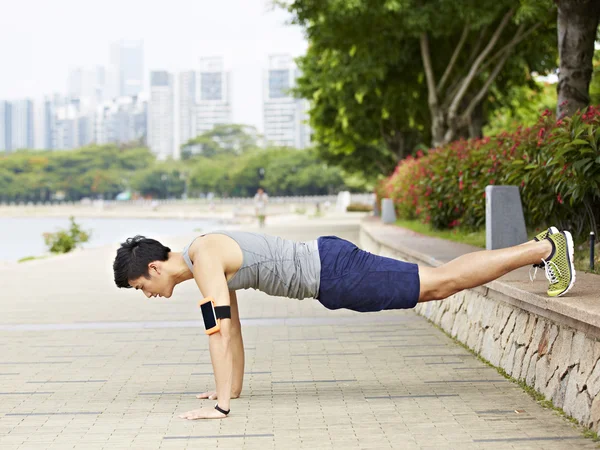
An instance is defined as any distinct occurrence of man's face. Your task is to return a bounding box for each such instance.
[129,262,174,299]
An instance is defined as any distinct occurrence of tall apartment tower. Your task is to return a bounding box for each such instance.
[179,71,197,146]
[148,71,175,160]
[68,66,109,104]
[95,95,147,146]
[195,57,232,135]
[0,101,12,152]
[11,99,34,150]
[43,96,56,150]
[263,55,311,149]
[111,40,144,97]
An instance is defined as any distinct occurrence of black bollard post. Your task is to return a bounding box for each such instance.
[591,232,596,271]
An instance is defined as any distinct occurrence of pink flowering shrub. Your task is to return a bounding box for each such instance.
[379,105,600,239]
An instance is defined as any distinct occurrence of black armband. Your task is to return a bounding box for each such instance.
[214,305,231,320]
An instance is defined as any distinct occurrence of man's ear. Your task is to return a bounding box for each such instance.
[148,261,161,275]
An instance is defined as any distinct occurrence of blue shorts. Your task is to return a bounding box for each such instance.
[316,236,420,312]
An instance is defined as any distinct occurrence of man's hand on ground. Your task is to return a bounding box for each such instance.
[178,407,227,420]
[196,391,218,400]
[196,390,240,400]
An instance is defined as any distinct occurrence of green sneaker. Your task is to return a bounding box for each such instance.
[534,226,558,243]
[529,227,559,281]
[542,231,576,297]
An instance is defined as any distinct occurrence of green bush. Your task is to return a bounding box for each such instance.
[43,217,91,254]
[380,106,600,240]
[346,203,373,212]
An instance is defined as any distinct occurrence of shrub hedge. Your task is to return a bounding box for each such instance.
[378,106,600,240]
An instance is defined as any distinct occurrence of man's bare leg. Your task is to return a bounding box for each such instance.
[418,239,553,302]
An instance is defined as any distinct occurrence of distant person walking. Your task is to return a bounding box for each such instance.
[253,188,268,228]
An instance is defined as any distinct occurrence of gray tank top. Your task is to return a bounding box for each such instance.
[182,231,321,300]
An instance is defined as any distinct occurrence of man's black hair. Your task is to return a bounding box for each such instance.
[113,235,171,288]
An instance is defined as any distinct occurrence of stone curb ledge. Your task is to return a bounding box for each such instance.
[360,216,600,432]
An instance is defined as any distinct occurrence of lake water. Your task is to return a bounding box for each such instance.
[0,217,218,262]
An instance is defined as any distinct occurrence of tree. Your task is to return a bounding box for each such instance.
[294,42,428,178]
[0,145,155,201]
[281,0,557,160]
[182,124,262,159]
[555,0,600,118]
[131,165,186,199]
[418,0,557,145]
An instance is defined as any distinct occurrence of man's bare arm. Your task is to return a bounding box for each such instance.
[179,239,233,420]
[196,290,245,399]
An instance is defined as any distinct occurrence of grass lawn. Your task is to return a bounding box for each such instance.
[395,219,487,248]
[395,219,600,275]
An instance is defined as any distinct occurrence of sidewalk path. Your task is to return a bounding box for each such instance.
[0,215,595,449]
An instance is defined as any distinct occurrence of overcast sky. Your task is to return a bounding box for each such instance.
[0,0,307,131]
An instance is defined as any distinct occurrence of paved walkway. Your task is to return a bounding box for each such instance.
[0,215,596,449]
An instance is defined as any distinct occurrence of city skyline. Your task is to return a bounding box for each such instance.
[0,51,311,157]
[0,0,307,132]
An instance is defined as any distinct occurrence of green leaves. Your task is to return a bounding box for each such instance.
[381,104,600,239]
[43,217,91,254]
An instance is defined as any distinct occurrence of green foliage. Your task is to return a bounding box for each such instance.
[590,49,600,105]
[346,203,374,212]
[282,0,557,176]
[380,105,600,241]
[131,164,187,199]
[17,256,40,263]
[182,124,261,159]
[188,147,347,197]
[43,217,91,254]
[484,81,557,136]
[0,124,357,200]
[0,145,153,202]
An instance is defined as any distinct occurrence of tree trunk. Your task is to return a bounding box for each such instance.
[420,33,446,147]
[555,0,600,118]
[468,102,485,139]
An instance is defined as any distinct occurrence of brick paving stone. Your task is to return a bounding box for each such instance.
[1,216,598,449]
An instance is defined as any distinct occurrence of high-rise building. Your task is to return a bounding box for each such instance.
[52,98,94,150]
[194,57,232,135]
[68,66,109,104]
[11,99,34,150]
[43,96,55,150]
[263,55,311,149]
[0,101,12,152]
[148,71,175,160]
[95,95,147,145]
[111,40,144,97]
[179,71,197,145]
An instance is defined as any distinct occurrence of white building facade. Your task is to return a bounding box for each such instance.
[0,101,12,152]
[95,95,147,146]
[51,98,95,150]
[11,99,34,150]
[178,71,197,146]
[111,40,144,98]
[263,55,311,149]
[148,71,175,160]
[194,57,232,135]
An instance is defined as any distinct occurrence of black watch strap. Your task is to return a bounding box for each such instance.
[215,403,230,415]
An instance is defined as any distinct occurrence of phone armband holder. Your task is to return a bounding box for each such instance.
[198,297,231,336]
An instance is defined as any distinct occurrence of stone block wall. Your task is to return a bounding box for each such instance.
[359,226,600,433]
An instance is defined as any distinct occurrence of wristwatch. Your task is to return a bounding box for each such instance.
[214,403,230,415]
